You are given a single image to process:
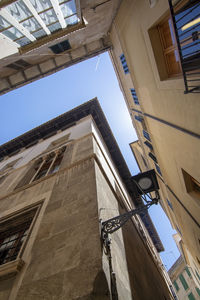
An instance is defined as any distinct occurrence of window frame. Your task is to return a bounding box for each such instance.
[0,204,41,278]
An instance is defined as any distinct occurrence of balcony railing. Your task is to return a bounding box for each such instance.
[169,0,200,93]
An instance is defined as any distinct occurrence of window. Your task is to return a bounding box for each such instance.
[148,152,158,163]
[6,59,31,71]
[157,14,181,78]
[134,115,143,122]
[143,130,151,141]
[50,40,71,54]
[188,292,196,300]
[31,146,66,182]
[119,54,129,74]
[15,146,66,189]
[196,287,200,296]
[182,169,200,198]
[176,225,182,236]
[173,280,179,291]
[0,207,37,267]
[144,140,153,150]
[130,88,139,105]
[154,163,162,176]
[167,198,173,211]
[185,266,192,277]
[179,273,189,290]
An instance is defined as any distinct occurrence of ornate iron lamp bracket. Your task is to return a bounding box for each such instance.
[101,194,159,237]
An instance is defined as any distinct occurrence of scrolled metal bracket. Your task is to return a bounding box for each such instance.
[101,192,159,238]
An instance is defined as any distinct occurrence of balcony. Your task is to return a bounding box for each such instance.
[169,0,200,93]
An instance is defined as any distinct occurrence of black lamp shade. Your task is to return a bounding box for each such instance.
[131,169,159,194]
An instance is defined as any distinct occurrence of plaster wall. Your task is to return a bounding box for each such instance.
[110,0,200,270]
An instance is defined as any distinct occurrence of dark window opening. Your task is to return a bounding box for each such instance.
[50,40,71,54]
[6,59,31,71]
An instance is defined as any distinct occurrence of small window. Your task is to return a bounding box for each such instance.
[0,208,37,266]
[185,266,192,278]
[130,88,139,105]
[167,199,173,211]
[134,115,143,122]
[154,163,162,176]
[148,152,158,163]
[15,146,66,189]
[144,140,153,151]
[188,292,196,300]
[6,59,31,71]
[119,54,129,74]
[182,169,200,198]
[31,146,66,182]
[173,280,179,291]
[143,130,151,141]
[50,39,71,54]
[179,273,188,290]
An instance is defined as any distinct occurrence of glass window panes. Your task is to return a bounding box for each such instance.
[30,0,52,13]
[32,28,46,38]
[3,27,23,41]
[185,267,192,277]
[48,22,61,33]
[16,36,31,46]
[6,0,32,22]
[21,17,41,33]
[65,14,78,26]
[60,0,76,18]
[39,8,57,26]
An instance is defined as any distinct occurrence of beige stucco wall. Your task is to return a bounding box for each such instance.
[110,0,200,272]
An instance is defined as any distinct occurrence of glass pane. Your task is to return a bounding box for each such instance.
[65,14,78,26]
[32,28,46,38]
[60,0,76,18]
[21,17,41,33]
[179,273,188,290]
[3,26,23,41]
[30,0,52,13]
[6,0,32,22]
[48,22,61,33]
[0,16,11,30]
[40,8,57,26]
[16,36,31,46]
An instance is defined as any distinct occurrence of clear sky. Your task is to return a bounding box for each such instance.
[0,51,180,270]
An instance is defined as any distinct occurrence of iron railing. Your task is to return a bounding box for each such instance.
[169,0,200,93]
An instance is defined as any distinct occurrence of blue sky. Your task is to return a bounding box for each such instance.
[0,51,180,269]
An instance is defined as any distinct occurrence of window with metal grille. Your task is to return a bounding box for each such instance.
[49,39,71,54]
[119,54,129,74]
[130,88,139,105]
[0,208,37,266]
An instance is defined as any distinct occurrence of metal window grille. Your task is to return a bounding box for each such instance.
[168,0,200,93]
[0,209,36,266]
[119,54,129,74]
[130,88,139,105]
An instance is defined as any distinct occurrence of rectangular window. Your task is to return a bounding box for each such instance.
[148,152,158,163]
[188,292,196,300]
[130,88,139,105]
[154,163,162,176]
[179,273,189,290]
[173,280,179,291]
[185,266,192,277]
[167,199,173,210]
[143,130,151,141]
[119,54,129,74]
[144,140,153,150]
[134,115,143,122]
[182,169,200,198]
[157,14,181,78]
[0,208,37,266]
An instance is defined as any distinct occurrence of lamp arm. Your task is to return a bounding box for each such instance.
[101,198,158,235]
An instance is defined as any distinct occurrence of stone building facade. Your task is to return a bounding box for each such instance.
[0,99,173,299]
[168,255,200,300]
